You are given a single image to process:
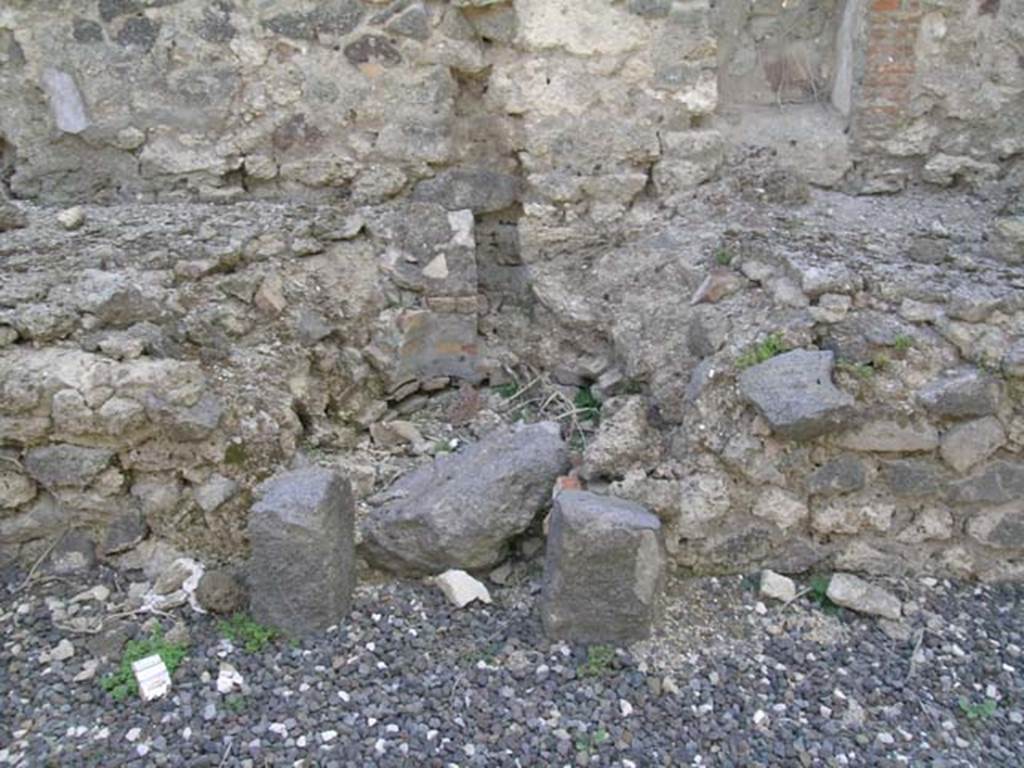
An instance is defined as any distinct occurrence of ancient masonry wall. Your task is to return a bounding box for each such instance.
[1,0,1022,204]
[1,1,1024,580]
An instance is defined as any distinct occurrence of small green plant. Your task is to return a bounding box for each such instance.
[713,248,734,266]
[579,644,616,677]
[225,694,247,713]
[101,627,188,701]
[808,574,840,615]
[575,727,610,754]
[219,613,277,653]
[223,442,248,467]
[574,387,601,422]
[891,334,914,352]
[619,379,645,395]
[958,697,998,721]
[736,333,786,370]
[463,641,503,667]
[837,361,876,381]
[494,382,518,399]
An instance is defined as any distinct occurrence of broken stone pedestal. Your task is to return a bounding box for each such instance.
[247,468,355,635]
[540,491,666,645]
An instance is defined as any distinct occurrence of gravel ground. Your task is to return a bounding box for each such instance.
[1,563,1022,768]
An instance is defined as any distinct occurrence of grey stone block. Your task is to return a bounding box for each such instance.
[917,370,1003,419]
[968,505,1024,550]
[939,416,1006,474]
[541,491,665,645]
[807,454,866,496]
[738,350,854,440]
[361,422,569,575]
[948,461,1024,506]
[880,459,950,498]
[412,168,521,214]
[247,468,355,635]
[24,444,114,490]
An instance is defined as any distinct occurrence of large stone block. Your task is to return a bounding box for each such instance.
[738,350,854,440]
[880,459,950,498]
[411,168,521,214]
[948,461,1024,506]
[24,444,115,491]
[836,417,940,453]
[968,505,1024,550]
[541,491,665,645]
[361,422,569,575]
[917,370,1003,419]
[582,396,659,480]
[939,417,1006,474]
[370,309,482,389]
[516,0,649,56]
[247,468,355,635]
[652,130,724,195]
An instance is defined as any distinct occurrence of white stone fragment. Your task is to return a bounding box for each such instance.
[132,654,172,701]
[216,662,244,694]
[827,573,902,620]
[71,585,110,603]
[73,659,100,682]
[760,570,798,603]
[433,569,493,608]
[57,207,86,231]
[47,638,75,662]
[41,69,90,134]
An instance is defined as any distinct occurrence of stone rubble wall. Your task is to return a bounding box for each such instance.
[513,180,1024,583]
[2,182,1022,582]
[1,0,1023,580]
[0,200,499,563]
[852,0,1024,192]
[1,0,1021,209]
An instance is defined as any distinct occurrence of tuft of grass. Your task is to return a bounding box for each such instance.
[462,641,503,667]
[958,697,998,722]
[225,694,247,713]
[223,442,247,467]
[737,333,786,370]
[579,644,616,677]
[494,382,518,399]
[713,248,734,266]
[575,727,610,754]
[808,574,840,615]
[101,627,188,702]
[837,361,876,381]
[574,387,601,422]
[219,613,278,653]
[619,379,645,395]
[891,334,914,352]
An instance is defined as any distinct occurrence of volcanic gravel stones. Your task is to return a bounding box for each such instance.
[247,468,355,635]
[3,564,1024,766]
[541,491,666,645]
[360,421,569,576]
